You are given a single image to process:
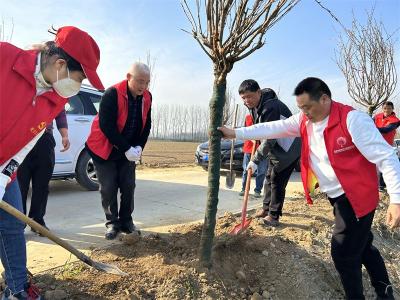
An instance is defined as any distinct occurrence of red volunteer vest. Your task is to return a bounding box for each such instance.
[86,80,152,160]
[0,42,67,165]
[374,112,399,145]
[300,101,379,217]
[243,115,255,153]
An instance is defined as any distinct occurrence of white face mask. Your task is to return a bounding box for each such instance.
[52,68,82,98]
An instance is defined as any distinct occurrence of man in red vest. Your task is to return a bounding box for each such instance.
[0,26,103,300]
[374,101,400,191]
[218,77,399,299]
[86,62,152,240]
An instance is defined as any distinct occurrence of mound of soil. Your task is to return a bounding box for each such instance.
[20,194,400,299]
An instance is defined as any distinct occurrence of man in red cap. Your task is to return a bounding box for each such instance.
[0,26,103,300]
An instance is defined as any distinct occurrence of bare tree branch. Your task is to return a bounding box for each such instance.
[0,18,14,42]
[182,0,299,82]
[336,10,397,115]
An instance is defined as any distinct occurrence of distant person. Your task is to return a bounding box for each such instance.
[238,80,300,227]
[240,114,267,198]
[18,110,70,234]
[374,101,400,191]
[219,77,399,299]
[86,62,152,240]
[0,25,103,300]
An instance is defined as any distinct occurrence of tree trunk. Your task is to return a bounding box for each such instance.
[199,77,226,267]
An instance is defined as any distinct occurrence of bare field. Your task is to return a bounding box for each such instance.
[141,139,199,167]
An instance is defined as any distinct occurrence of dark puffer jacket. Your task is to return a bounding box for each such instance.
[250,88,301,172]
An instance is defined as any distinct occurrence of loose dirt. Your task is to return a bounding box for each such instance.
[22,193,399,299]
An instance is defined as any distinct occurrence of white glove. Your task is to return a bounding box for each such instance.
[0,173,11,201]
[125,147,140,162]
[134,146,142,157]
[247,161,258,173]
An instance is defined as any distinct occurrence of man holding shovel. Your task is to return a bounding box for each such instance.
[0,26,103,299]
[238,80,300,226]
[219,77,400,299]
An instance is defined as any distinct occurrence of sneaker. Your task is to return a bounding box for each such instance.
[253,191,262,198]
[262,215,279,227]
[105,224,120,240]
[120,222,141,235]
[254,208,269,218]
[1,283,41,299]
[238,190,245,197]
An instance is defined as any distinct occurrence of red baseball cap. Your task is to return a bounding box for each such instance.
[54,26,104,90]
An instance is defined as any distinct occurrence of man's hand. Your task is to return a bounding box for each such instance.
[60,136,70,152]
[247,161,258,173]
[125,147,140,162]
[0,173,11,201]
[386,203,400,229]
[217,126,236,139]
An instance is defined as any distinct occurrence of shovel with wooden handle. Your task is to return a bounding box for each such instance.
[230,141,257,235]
[0,200,128,276]
[225,104,239,189]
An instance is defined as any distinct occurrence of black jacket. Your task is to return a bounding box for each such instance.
[250,88,301,172]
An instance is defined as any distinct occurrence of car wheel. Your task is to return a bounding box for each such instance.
[75,150,99,191]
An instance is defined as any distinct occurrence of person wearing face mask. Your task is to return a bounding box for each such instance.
[218,77,400,299]
[86,62,152,240]
[0,26,103,300]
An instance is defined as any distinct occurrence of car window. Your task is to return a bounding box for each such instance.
[79,91,102,115]
[65,95,85,115]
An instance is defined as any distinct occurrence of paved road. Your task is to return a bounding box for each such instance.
[2,166,303,273]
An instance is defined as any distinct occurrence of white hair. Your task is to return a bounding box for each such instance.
[128,62,150,76]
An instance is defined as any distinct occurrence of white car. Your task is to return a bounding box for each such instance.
[52,85,102,190]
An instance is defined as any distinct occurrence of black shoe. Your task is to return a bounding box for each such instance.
[105,225,120,240]
[120,222,141,235]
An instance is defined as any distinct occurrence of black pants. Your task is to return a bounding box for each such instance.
[329,194,393,300]
[17,132,55,225]
[262,158,298,219]
[379,172,386,190]
[93,158,136,227]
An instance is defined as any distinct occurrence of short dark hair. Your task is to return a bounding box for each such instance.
[293,77,331,101]
[238,79,260,94]
[42,41,83,72]
[383,101,394,109]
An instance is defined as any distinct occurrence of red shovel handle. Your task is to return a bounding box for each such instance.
[230,140,258,234]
